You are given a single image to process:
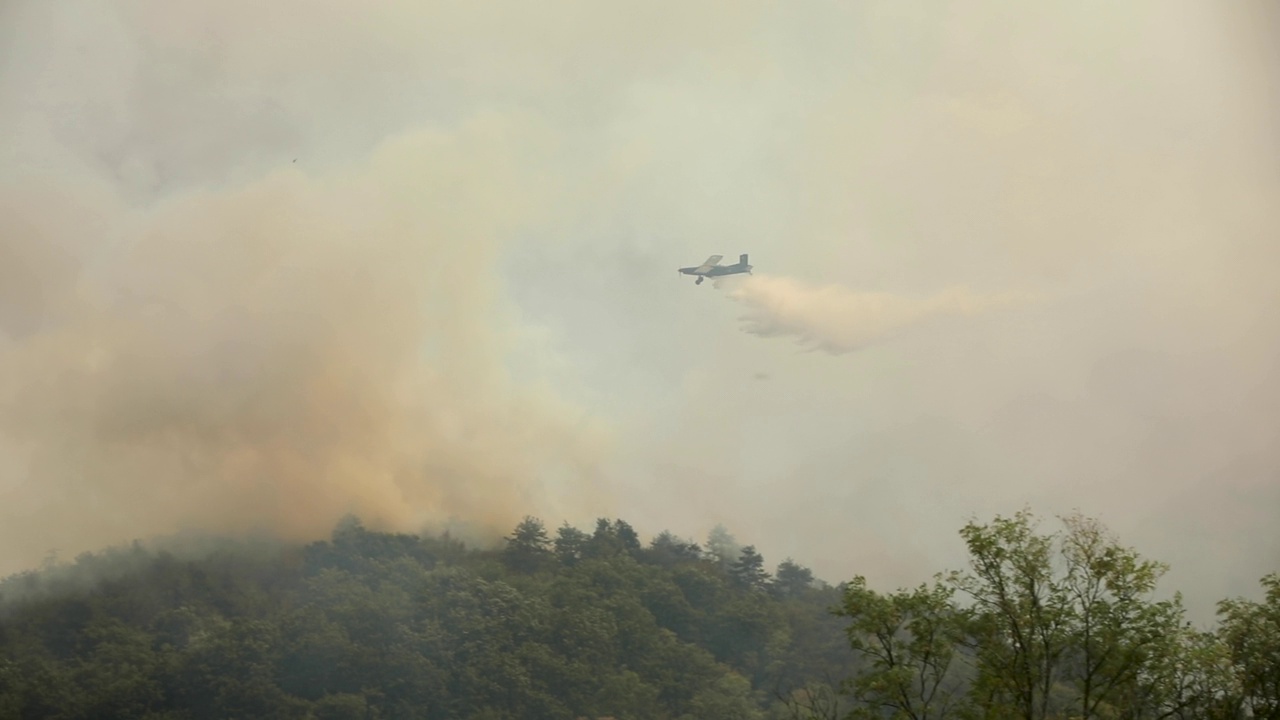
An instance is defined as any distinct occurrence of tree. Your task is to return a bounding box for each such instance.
[947,510,1071,720]
[772,559,815,599]
[583,517,641,559]
[1217,573,1280,720]
[775,680,842,720]
[730,546,770,592]
[503,516,552,573]
[945,510,1193,720]
[614,519,642,555]
[1124,622,1242,719]
[646,531,702,567]
[706,525,741,568]
[1058,512,1185,719]
[554,523,589,567]
[835,576,969,720]
[682,671,764,720]
[313,693,371,720]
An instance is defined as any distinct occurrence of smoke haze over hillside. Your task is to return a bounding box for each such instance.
[0,126,614,564]
[2,0,1278,622]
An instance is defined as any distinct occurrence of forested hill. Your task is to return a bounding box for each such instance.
[1,511,1276,720]
[0,516,857,720]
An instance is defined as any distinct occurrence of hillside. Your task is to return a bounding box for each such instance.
[1,511,1275,720]
[0,516,855,720]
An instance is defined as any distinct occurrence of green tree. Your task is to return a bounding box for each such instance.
[731,546,770,592]
[1058,512,1185,719]
[553,523,589,567]
[947,510,1071,720]
[681,671,764,720]
[1124,622,1242,719]
[835,576,969,720]
[503,516,552,574]
[1217,573,1280,720]
[944,510,1196,720]
[613,519,642,555]
[772,559,815,599]
[775,680,842,720]
[584,518,636,559]
[313,692,371,720]
[645,531,702,567]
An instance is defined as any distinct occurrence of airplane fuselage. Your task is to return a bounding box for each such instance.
[678,264,751,277]
[679,253,752,284]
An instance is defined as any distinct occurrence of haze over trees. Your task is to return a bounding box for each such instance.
[0,510,1274,719]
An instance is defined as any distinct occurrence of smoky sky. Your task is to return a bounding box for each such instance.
[2,0,1277,622]
[719,274,1030,355]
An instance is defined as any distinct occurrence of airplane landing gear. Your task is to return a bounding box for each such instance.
[695,276,704,285]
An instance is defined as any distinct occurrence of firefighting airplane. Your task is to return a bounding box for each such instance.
[677,254,752,285]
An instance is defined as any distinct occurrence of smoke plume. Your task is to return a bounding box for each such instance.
[721,274,1024,354]
[0,125,612,574]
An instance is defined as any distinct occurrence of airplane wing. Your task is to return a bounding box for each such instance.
[696,254,723,271]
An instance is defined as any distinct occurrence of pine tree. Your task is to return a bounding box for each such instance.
[730,545,770,591]
[503,516,551,573]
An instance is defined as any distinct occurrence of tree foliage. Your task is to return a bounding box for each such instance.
[948,509,1072,720]
[835,509,1261,720]
[0,508,1268,720]
[835,576,968,720]
[731,546,770,592]
[0,516,852,720]
[503,516,552,574]
[772,559,816,600]
[1217,573,1280,720]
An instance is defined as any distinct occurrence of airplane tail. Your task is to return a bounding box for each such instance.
[739,253,749,265]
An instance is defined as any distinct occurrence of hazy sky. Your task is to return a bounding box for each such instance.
[1,0,1277,622]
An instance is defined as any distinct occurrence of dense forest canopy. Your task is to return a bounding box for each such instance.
[0,510,1275,720]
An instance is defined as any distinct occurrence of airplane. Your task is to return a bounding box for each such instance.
[678,254,752,285]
